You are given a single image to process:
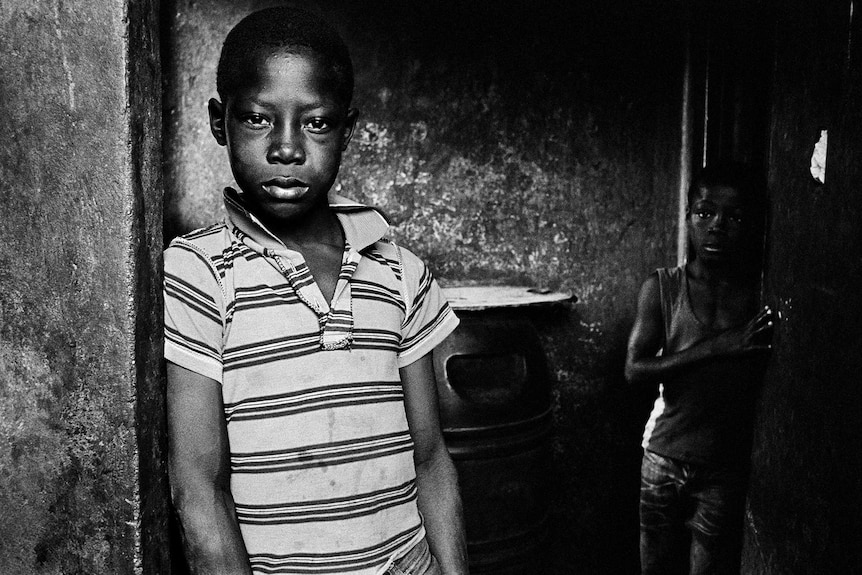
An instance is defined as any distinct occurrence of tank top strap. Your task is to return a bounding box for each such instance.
[655,267,683,349]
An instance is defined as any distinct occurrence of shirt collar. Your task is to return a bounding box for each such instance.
[223,187,390,252]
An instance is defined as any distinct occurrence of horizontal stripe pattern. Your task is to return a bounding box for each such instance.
[234,282,302,311]
[352,277,403,310]
[164,323,220,363]
[235,480,417,525]
[222,328,401,372]
[233,277,401,314]
[401,304,453,356]
[231,430,415,474]
[164,197,458,574]
[164,271,221,324]
[224,382,403,423]
[247,523,422,574]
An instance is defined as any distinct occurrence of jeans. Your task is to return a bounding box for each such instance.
[639,450,747,575]
[384,538,441,575]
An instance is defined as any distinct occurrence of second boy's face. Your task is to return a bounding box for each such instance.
[687,185,750,264]
[209,51,358,228]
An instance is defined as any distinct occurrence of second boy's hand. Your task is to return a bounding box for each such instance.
[708,305,775,356]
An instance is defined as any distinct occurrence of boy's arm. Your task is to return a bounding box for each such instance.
[624,273,773,386]
[400,353,469,575]
[167,361,253,575]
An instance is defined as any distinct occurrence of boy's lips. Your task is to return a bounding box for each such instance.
[262,177,309,200]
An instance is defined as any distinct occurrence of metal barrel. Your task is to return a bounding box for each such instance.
[432,311,553,574]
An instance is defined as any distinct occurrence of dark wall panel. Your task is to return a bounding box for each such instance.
[0,0,166,573]
[743,1,862,573]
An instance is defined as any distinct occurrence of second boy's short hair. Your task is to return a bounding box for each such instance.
[688,163,766,219]
[216,6,354,106]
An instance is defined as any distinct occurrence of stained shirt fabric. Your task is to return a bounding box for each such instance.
[164,188,459,574]
[642,266,765,469]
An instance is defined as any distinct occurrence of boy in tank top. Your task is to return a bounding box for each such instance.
[625,164,774,574]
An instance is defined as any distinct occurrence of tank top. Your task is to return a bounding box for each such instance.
[642,266,765,468]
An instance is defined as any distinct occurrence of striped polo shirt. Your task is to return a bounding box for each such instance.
[164,189,459,574]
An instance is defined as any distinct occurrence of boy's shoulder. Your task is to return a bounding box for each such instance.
[165,222,232,254]
[164,222,238,282]
[641,266,682,288]
[649,266,685,287]
[638,266,684,311]
[655,265,684,275]
[364,238,431,274]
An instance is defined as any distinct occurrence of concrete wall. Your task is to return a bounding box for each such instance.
[4,0,858,573]
[0,0,168,573]
[162,1,685,571]
[742,0,862,573]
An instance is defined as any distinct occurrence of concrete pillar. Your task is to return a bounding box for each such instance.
[0,0,168,573]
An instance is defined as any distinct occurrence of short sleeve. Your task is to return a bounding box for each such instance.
[163,239,226,382]
[397,247,459,368]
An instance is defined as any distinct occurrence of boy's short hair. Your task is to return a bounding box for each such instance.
[687,163,766,219]
[216,6,354,106]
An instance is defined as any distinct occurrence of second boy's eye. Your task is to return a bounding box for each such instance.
[305,117,332,133]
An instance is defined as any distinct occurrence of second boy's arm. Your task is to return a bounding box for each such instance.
[624,272,772,386]
[167,361,253,575]
[400,353,469,575]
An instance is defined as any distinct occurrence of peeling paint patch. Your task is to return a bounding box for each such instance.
[809,129,827,184]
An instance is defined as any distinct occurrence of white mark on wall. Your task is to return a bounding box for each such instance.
[52,1,76,110]
[809,130,827,184]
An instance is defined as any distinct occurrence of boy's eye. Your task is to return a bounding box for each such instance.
[243,114,271,128]
[695,210,713,219]
[305,117,332,133]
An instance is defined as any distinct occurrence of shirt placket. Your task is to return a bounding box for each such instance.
[270,244,360,351]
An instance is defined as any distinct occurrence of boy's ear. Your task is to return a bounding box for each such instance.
[208,98,228,146]
[341,107,360,150]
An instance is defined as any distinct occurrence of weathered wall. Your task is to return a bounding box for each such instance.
[130,0,174,572]
[162,1,684,571]
[0,0,167,573]
[742,0,862,573]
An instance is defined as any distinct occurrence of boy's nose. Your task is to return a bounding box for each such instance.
[709,214,727,232]
[267,129,305,163]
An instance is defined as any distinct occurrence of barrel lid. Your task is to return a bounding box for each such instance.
[441,285,575,311]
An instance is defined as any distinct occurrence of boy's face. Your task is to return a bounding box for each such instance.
[687,185,750,264]
[208,51,358,228]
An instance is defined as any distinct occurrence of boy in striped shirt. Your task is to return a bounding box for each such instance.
[164,7,468,574]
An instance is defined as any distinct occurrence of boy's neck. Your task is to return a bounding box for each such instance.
[686,258,749,285]
[259,204,344,252]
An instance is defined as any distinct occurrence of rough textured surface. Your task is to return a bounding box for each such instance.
[742,1,862,573]
[130,0,173,572]
[4,0,858,572]
[162,1,684,571]
[0,0,165,573]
